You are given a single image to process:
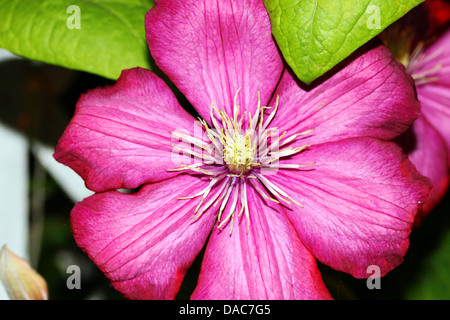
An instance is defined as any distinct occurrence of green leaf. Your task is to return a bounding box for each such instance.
[264,0,424,84]
[0,0,154,79]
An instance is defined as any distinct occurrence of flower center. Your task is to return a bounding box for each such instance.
[223,129,256,175]
[169,89,313,234]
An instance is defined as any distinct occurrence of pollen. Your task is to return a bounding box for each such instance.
[223,129,255,175]
[169,88,314,234]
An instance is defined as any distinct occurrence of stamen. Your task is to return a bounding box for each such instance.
[218,178,236,222]
[217,183,239,234]
[255,173,304,207]
[168,89,314,234]
[241,180,250,234]
[406,41,444,86]
[279,129,314,148]
[277,162,316,169]
[191,176,230,220]
[248,178,280,204]
[171,143,216,162]
[261,95,279,130]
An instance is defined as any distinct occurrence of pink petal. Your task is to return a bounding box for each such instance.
[414,30,450,165]
[54,68,199,192]
[418,85,450,165]
[267,138,430,278]
[145,0,283,125]
[70,174,217,300]
[396,115,449,224]
[191,185,332,300]
[268,43,420,145]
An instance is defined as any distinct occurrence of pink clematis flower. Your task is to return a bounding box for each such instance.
[395,116,449,223]
[382,4,450,222]
[407,28,450,165]
[54,0,430,300]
